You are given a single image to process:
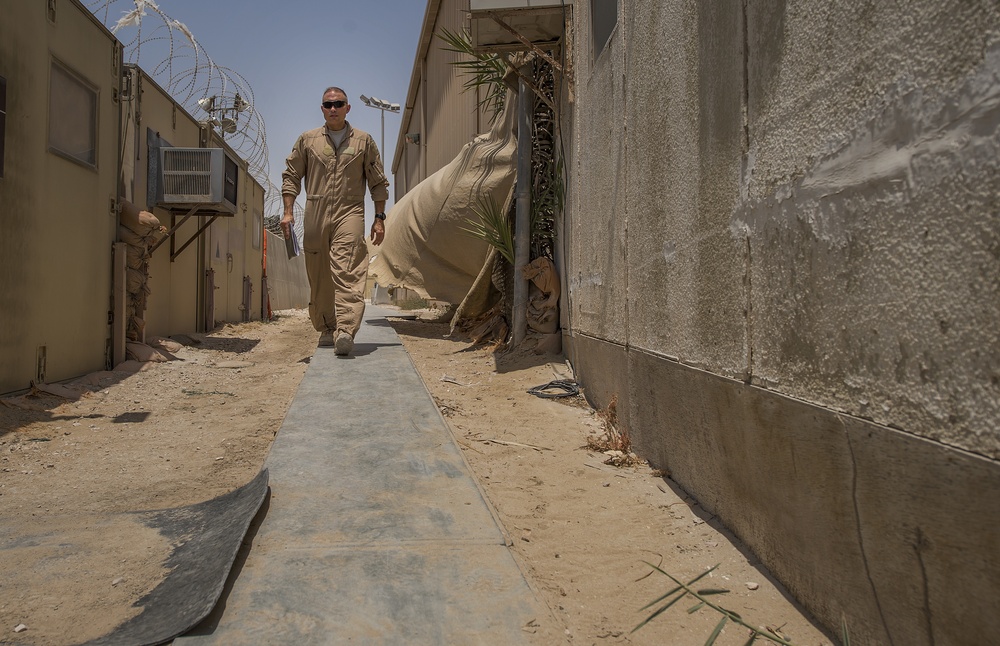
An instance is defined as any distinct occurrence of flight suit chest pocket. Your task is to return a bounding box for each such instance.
[307,145,335,172]
[340,146,365,199]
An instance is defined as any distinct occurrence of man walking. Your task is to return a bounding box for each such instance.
[281,87,389,355]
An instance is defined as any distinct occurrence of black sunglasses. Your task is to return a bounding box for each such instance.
[322,100,347,109]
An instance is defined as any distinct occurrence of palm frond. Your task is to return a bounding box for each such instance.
[460,195,515,265]
[437,28,508,123]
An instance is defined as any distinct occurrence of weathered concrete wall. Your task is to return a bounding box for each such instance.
[740,1,1000,459]
[0,0,121,394]
[629,351,1000,645]
[263,231,309,311]
[567,0,628,345]
[564,0,1000,642]
[625,2,750,377]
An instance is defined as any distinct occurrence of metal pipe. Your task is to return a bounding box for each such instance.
[380,110,385,158]
[420,58,428,181]
[513,70,532,346]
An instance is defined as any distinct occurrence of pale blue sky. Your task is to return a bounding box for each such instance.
[102,0,428,216]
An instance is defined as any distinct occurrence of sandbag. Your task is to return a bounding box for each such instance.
[148,336,183,353]
[126,244,148,270]
[120,199,162,235]
[524,257,559,334]
[126,267,147,294]
[119,224,155,248]
[533,332,562,355]
[126,342,171,362]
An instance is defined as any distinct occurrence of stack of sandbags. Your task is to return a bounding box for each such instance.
[119,200,165,343]
[523,256,559,335]
[523,256,561,354]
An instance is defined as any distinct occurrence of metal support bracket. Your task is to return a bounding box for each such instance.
[171,213,220,262]
[147,204,229,262]
[149,204,201,255]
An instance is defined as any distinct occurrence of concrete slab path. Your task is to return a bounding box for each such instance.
[175,306,540,645]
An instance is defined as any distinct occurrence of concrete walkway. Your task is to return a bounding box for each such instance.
[175,306,540,645]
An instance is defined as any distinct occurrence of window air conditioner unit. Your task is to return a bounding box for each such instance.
[158,147,238,213]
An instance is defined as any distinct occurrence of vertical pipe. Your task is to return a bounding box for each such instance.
[420,58,428,181]
[513,71,532,346]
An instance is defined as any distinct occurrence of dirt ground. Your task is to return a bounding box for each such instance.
[0,308,834,646]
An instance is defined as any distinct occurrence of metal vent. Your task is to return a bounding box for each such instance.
[158,147,237,212]
[163,149,214,197]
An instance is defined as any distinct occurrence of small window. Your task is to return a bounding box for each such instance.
[49,61,97,167]
[0,76,6,178]
[591,0,617,59]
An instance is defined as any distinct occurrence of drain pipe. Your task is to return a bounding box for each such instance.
[513,69,532,346]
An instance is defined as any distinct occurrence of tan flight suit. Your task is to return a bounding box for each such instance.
[281,121,389,337]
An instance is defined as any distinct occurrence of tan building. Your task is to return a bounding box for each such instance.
[398,1,1000,643]
[0,0,265,395]
[0,0,122,393]
[121,66,265,336]
[391,0,488,200]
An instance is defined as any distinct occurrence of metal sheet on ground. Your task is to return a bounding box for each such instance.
[81,469,269,646]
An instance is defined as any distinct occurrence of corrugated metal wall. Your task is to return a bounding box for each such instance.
[393,0,495,201]
[424,1,480,175]
[399,99,423,201]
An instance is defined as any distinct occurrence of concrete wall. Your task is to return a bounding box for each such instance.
[566,0,1000,643]
[0,0,121,393]
[263,231,309,311]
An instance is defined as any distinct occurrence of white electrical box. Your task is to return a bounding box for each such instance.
[159,147,238,213]
[469,0,566,52]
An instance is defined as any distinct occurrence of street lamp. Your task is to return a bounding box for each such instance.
[358,94,400,156]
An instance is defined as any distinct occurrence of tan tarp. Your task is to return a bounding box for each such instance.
[368,91,518,305]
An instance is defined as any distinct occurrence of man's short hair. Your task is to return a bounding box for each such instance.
[323,86,348,101]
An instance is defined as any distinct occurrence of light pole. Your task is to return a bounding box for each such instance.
[358,94,400,156]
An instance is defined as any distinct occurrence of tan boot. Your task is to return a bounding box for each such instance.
[334,332,354,356]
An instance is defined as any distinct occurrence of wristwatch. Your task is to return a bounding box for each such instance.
[374,212,387,221]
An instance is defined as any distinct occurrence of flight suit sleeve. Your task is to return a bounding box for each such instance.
[282,135,307,198]
[364,134,390,203]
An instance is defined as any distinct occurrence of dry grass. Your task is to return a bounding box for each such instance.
[585,395,644,467]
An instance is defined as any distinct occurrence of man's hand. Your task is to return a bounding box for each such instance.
[370,218,385,246]
[280,211,294,239]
